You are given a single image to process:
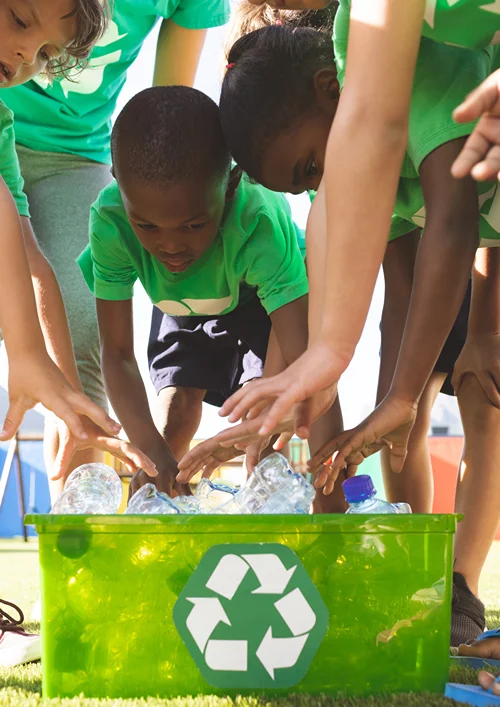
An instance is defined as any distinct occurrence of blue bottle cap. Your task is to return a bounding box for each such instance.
[342,475,376,503]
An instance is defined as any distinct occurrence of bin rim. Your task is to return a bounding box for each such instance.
[25,512,458,535]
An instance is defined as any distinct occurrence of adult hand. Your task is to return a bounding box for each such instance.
[452,69,500,181]
[0,351,120,441]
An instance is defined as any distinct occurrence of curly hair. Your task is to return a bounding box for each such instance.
[46,0,110,78]
[224,0,337,60]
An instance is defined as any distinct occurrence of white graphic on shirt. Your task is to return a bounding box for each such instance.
[424,0,437,28]
[481,185,500,232]
[481,0,500,14]
[409,185,500,245]
[411,205,426,229]
[32,21,128,96]
[155,296,234,316]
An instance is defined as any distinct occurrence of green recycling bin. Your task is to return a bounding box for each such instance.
[26,513,456,699]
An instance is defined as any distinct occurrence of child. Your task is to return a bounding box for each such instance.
[3,0,230,484]
[0,0,156,669]
[194,25,500,645]
[78,85,344,509]
[215,0,500,442]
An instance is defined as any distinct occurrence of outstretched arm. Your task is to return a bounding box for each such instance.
[218,0,425,434]
[0,179,120,441]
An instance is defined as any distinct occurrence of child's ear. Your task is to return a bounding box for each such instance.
[313,69,339,104]
[225,166,242,201]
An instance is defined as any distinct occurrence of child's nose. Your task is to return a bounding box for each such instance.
[18,44,38,67]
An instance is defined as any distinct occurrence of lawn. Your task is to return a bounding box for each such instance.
[0,539,499,707]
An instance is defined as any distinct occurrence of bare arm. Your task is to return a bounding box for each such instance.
[391,138,478,403]
[0,180,119,438]
[21,217,80,389]
[97,298,179,494]
[216,0,427,435]
[153,20,206,87]
[320,0,425,357]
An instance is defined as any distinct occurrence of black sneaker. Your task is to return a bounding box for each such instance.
[451,572,485,647]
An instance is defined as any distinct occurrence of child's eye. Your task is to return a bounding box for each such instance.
[187,222,208,231]
[11,10,27,29]
[305,159,318,178]
[40,50,51,62]
[136,223,157,231]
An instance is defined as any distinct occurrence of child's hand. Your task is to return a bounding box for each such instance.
[50,417,158,483]
[1,351,120,442]
[452,69,500,181]
[129,452,188,500]
[308,394,418,490]
[219,341,345,438]
[452,334,500,408]
[177,415,293,483]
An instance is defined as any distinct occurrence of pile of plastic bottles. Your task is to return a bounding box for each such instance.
[51,453,316,515]
[51,457,412,516]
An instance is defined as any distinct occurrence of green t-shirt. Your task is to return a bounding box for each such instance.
[0,101,29,218]
[2,0,229,164]
[78,178,309,317]
[336,0,500,54]
[423,0,500,49]
[334,6,500,246]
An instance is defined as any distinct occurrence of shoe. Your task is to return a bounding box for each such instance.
[451,572,485,647]
[0,598,41,668]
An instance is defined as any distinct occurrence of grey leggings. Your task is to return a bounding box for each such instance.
[17,145,112,408]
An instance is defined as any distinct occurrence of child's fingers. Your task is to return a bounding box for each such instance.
[294,399,314,439]
[451,127,492,179]
[51,435,76,481]
[0,397,32,441]
[258,387,304,437]
[471,144,500,181]
[200,459,223,479]
[219,385,252,418]
[453,72,500,124]
[69,391,120,437]
[273,431,292,451]
[97,438,157,477]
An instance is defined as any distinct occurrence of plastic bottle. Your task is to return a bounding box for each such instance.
[343,475,411,514]
[125,484,180,514]
[214,453,315,514]
[51,463,123,514]
[195,478,238,512]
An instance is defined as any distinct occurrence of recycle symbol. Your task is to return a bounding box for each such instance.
[173,543,329,689]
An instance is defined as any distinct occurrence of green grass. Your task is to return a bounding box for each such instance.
[0,539,499,707]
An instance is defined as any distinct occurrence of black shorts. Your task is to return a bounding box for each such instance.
[434,281,471,396]
[148,294,272,407]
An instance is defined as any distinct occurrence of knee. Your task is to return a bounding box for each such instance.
[458,373,500,428]
[158,387,204,433]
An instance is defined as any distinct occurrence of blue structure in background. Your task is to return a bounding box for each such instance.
[0,440,50,538]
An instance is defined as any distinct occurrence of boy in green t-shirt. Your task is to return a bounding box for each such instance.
[79,86,343,508]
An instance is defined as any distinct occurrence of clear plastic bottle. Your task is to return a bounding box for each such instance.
[51,463,123,514]
[214,453,315,514]
[195,478,238,512]
[343,475,411,514]
[125,484,180,515]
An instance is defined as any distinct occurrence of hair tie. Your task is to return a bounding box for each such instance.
[226,62,236,70]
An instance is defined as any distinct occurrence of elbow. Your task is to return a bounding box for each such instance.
[334,97,409,157]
